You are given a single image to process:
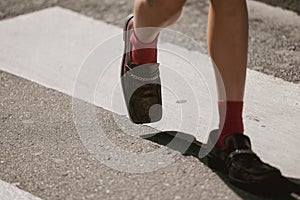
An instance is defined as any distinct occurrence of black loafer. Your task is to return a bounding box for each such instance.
[120,15,162,124]
[205,130,282,184]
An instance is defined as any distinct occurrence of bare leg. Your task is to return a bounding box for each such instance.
[207,0,248,147]
[133,0,186,43]
[207,0,248,101]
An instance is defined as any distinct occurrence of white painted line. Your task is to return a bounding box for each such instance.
[0,7,299,179]
[0,180,41,200]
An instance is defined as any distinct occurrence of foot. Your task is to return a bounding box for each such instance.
[120,15,162,124]
[205,130,282,184]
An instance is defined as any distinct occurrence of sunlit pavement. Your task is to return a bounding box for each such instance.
[0,3,299,200]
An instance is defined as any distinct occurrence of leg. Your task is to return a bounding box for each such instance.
[206,1,282,183]
[207,0,248,147]
[208,0,248,101]
[131,0,186,65]
[134,0,186,43]
[121,0,186,123]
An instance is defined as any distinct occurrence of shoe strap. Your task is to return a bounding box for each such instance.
[226,149,258,168]
[125,63,160,82]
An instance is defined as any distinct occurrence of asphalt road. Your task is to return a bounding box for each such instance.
[0,71,256,200]
[0,1,300,200]
[1,69,299,200]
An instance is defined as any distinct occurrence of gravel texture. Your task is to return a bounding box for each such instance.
[1,70,299,199]
[0,71,239,200]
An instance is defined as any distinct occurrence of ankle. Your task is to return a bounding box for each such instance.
[130,29,158,65]
[217,101,244,148]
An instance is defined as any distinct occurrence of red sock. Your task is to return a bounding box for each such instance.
[130,29,158,65]
[217,101,244,149]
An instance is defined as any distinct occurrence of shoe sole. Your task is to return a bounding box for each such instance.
[204,152,282,185]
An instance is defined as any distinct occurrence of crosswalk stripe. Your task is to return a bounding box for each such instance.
[0,6,299,196]
[0,180,41,200]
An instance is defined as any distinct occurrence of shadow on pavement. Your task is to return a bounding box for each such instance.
[141,131,300,200]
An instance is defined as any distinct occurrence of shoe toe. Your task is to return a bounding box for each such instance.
[228,154,281,183]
